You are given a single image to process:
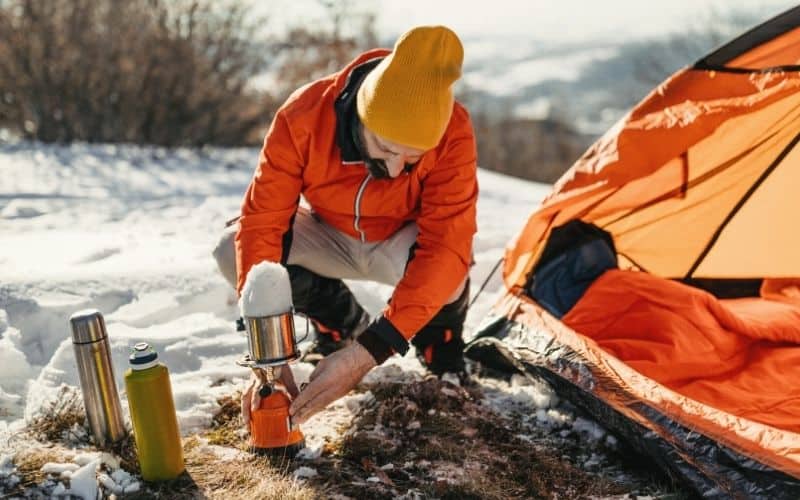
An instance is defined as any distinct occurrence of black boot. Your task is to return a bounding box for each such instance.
[286,265,369,363]
[411,281,470,380]
[303,310,370,363]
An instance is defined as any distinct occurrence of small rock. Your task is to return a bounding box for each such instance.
[97,473,117,492]
[295,446,323,460]
[406,421,421,430]
[441,372,461,386]
[123,481,141,494]
[99,452,120,470]
[292,466,318,480]
[440,387,458,398]
[460,427,478,438]
[52,482,67,496]
[111,469,131,486]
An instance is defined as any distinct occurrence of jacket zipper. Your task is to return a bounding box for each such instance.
[353,173,371,243]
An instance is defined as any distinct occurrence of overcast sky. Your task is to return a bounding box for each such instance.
[267,0,797,43]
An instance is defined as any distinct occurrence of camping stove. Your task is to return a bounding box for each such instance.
[237,311,305,456]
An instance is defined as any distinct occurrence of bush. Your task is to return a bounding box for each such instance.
[267,1,378,101]
[471,113,590,183]
[0,0,273,146]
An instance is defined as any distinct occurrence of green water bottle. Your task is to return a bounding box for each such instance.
[124,342,185,481]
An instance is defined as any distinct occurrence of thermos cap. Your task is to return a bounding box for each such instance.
[70,309,107,344]
[129,342,159,370]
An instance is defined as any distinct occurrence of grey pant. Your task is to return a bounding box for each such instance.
[213,208,466,302]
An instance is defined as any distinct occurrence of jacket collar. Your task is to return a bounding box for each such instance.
[334,56,384,164]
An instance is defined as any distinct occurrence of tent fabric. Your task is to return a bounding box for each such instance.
[464,304,800,499]
[471,6,800,497]
[504,69,800,286]
[562,269,800,434]
[503,6,800,288]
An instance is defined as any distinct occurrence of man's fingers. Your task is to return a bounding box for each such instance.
[292,383,332,425]
[289,344,374,424]
[241,387,251,428]
[289,373,329,420]
[290,379,323,416]
[250,383,262,414]
[293,396,325,425]
[281,367,300,399]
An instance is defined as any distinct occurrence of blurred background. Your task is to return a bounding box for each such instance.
[0,0,795,183]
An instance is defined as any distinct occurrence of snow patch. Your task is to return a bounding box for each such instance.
[239,261,293,317]
[292,466,318,480]
[65,459,98,500]
[41,463,80,475]
[572,416,608,442]
[0,199,46,219]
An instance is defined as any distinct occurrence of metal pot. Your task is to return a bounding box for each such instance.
[244,311,299,366]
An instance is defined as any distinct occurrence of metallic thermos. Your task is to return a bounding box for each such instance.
[69,309,126,447]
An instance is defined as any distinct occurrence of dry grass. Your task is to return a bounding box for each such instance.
[5,438,317,500]
[125,437,315,499]
[24,385,87,444]
[6,386,318,499]
[7,446,71,495]
[204,393,246,449]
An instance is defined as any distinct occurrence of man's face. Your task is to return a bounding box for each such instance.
[360,126,427,179]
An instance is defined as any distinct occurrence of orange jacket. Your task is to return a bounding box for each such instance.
[236,50,478,353]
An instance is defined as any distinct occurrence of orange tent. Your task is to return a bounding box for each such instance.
[467,6,800,498]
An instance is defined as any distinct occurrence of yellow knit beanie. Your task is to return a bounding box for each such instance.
[357,26,463,150]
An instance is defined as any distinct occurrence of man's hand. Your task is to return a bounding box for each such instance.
[241,366,299,430]
[289,341,376,424]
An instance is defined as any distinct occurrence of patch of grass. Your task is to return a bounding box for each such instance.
[9,386,319,500]
[109,432,140,474]
[129,437,316,500]
[308,378,628,499]
[24,385,87,444]
[8,379,686,499]
[204,393,246,448]
[9,446,68,494]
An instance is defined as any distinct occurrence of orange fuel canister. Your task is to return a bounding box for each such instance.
[250,387,305,456]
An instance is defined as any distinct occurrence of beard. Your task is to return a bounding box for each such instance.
[365,158,418,179]
[354,121,415,179]
[364,157,391,179]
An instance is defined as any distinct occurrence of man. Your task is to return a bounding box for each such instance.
[213,25,477,425]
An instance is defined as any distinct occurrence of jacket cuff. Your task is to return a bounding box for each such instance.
[356,330,394,365]
[356,315,410,364]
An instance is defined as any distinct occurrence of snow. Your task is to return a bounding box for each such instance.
[40,462,80,475]
[67,459,99,500]
[239,261,293,317]
[0,141,555,494]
